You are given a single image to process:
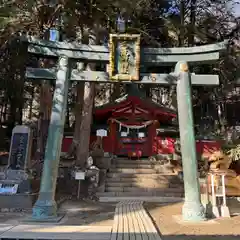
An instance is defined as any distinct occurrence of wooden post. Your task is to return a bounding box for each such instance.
[149,124,156,156]
[211,174,220,218]
[110,121,116,155]
[32,56,70,220]
[175,61,205,221]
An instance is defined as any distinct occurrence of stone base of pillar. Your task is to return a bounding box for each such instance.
[31,199,62,222]
[182,201,206,222]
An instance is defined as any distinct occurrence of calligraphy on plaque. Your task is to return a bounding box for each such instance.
[8,125,32,170]
[109,34,140,81]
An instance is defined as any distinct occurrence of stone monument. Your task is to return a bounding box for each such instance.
[8,125,32,170]
[0,125,35,210]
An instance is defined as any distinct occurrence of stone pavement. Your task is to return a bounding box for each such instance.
[0,224,112,239]
[0,200,161,240]
[0,199,240,239]
[0,200,115,239]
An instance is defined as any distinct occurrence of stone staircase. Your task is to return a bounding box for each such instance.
[97,158,185,203]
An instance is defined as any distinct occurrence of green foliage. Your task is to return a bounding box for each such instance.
[0,0,238,147]
[227,144,240,162]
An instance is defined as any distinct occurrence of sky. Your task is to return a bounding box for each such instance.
[233,0,240,16]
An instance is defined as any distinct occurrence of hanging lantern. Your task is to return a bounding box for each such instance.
[49,28,59,42]
[116,15,126,33]
[49,15,63,41]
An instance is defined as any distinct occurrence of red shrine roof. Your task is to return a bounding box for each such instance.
[94,94,177,122]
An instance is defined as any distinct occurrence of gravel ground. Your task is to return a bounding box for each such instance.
[146,201,240,240]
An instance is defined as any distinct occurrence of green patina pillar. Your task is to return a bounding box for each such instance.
[32,55,70,220]
[175,61,205,222]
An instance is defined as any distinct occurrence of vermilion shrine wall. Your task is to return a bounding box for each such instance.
[61,136,222,157]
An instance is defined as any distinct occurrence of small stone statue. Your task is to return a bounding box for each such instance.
[85,156,100,198]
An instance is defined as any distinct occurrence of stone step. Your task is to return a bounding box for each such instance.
[108,168,174,174]
[107,173,178,178]
[112,162,176,168]
[97,191,184,198]
[113,159,154,165]
[105,181,182,188]
[98,196,183,203]
[113,157,172,164]
[105,186,184,193]
[111,164,155,169]
[105,174,181,183]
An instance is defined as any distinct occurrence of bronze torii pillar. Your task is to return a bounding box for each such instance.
[175,61,205,221]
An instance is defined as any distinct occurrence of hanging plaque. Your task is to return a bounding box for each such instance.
[109,34,140,81]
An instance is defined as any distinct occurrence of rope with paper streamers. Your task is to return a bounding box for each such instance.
[110,118,157,133]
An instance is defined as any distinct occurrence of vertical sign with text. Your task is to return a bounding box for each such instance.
[8,125,32,170]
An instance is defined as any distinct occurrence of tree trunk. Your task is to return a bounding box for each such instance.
[35,71,52,161]
[76,80,95,167]
[111,83,121,101]
[188,0,196,47]
[179,0,185,47]
[37,79,52,160]
[7,99,17,137]
[29,85,35,120]
[75,29,97,167]
[217,101,226,133]
[7,40,26,137]
[66,100,70,129]
[67,82,84,156]
[145,85,151,98]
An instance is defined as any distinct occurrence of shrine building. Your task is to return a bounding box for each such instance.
[62,85,221,158]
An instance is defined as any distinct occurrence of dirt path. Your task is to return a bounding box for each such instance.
[146,201,240,240]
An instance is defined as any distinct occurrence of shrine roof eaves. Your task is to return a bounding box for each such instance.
[95,83,176,116]
[94,94,177,117]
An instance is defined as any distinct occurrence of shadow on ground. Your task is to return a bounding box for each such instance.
[58,200,116,226]
[58,199,184,226]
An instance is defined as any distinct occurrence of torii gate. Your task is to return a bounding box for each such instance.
[24,34,227,222]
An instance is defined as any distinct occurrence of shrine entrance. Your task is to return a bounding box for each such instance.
[24,34,227,222]
[115,123,150,158]
[92,85,177,158]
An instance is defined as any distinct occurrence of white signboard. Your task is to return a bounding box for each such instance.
[75,171,85,180]
[0,183,18,195]
[121,132,128,137]
[96,129,107,137]
[138,132,145,138]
